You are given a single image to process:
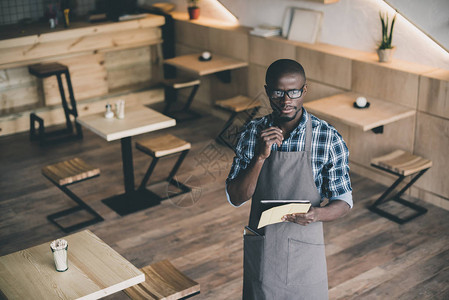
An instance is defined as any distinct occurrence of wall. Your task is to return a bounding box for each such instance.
[164,0,449,70]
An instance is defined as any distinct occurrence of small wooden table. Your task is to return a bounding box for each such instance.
[303,92,416,134]
[77,105,176,215]
[164,53,248,80]
[163,53,248,120]
[0,230,144,299]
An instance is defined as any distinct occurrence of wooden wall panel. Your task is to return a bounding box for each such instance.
[211,68,248,104]
[249,36,296,67]
[305,79,345,101]
[413,112,449,199]
[351,60,421,108]
[247,63,266,99]
[43,53,108,105]
[104,47,153,91]
[418,69,449,119]
[347,115,415,166]
[209,27,248,61]
[0,28,162,67]
[0,67,40,111]
[174,21,209,50]
[296,46,352,89]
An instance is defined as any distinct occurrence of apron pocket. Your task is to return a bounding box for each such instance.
[287,238,327,286]
[244,235,265,282]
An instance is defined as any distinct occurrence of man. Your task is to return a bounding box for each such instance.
[226,59,352,300]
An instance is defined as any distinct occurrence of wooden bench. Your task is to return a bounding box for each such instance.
[29,62,83,144]
[136,134,191,200]
[369,150,432,224]
[42,158,103,232]
[215,95,261,149]
[124,259,200,300]
[163,77,201,121]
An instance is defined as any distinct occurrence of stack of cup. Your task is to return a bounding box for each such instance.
[115,100,125,119]
[50,239,68,272]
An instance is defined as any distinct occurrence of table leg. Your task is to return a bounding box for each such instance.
[121,137,135,193]
[102,136,161,216]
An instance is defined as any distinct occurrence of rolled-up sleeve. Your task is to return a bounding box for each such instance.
[323,132,353,208]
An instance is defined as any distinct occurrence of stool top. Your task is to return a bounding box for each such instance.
[124,259,199,300]
[371,150,432,176]
[216,95,261,112]
[42,157,100,186]
[162,78,200,89]
[136,134,191,158]
[29,63,68,78]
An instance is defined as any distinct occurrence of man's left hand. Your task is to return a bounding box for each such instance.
[282,207,320,226]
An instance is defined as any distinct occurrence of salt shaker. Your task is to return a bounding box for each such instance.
[104,103,114,118]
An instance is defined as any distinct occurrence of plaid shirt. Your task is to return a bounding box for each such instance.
[226,109,352,205]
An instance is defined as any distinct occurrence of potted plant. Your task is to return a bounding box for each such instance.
[187,0,200,20]
[377,12,397,62]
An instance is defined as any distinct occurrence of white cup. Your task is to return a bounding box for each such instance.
[115,100,125,119]
[50,239,68,272]
[356,96,367,107]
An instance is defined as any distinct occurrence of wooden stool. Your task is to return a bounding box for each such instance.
[124,260,200,300]
[163,77,201,121]
[136,134,191,201]
[42,158,103,232]
[215,95,261,149]
[369,150,432,224]
[29,62,82,144]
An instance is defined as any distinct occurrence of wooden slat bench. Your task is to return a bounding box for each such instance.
[124,260,200,300]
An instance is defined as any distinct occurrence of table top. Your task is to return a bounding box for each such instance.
[303,92,416,131]
[77,105,176,141]
[0,230,144,300]
[164,53,248,76]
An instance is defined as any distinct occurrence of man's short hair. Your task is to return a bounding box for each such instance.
[265,59,306,87]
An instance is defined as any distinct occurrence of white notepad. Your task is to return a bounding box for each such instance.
[258,202,311,229]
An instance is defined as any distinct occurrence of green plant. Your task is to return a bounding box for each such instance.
[378,12,397,50]
[187,0,200,8]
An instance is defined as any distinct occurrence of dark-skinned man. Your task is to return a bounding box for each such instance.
[226,59,352,300]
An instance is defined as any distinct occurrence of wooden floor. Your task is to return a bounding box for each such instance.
[1,110,448,300]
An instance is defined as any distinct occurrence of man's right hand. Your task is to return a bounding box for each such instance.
[256,127,283,160]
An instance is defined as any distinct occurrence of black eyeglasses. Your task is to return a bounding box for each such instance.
[266,84,305,100]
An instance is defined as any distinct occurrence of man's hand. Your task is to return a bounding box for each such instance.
[281,200,351,225]
[282,207,319,226]
[257,127,283,160]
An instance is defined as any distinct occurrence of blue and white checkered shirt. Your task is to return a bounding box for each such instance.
[226,109,353,208]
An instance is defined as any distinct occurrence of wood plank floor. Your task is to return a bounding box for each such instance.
[1,111,448,299]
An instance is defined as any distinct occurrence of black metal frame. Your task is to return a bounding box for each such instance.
[138,149,191,201]
[163,83,201,122]
[29,69,83,144]
[45,174,103,233]
[216,106,260,150]
[369,164,429,224]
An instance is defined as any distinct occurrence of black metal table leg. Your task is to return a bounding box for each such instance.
[102,136,161,216]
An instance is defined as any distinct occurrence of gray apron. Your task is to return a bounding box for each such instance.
[243,117,328,300]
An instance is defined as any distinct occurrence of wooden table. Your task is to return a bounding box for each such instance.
[77,105,176,215]
[164,53,248,79]
[303,92,416,134]
[163,53,248,120]
[0,230,144,299]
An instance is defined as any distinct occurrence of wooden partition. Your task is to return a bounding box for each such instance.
[0,14,165,137]
[171,12,449,211]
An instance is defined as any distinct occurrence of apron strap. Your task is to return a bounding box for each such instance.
[304,114,313,153]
